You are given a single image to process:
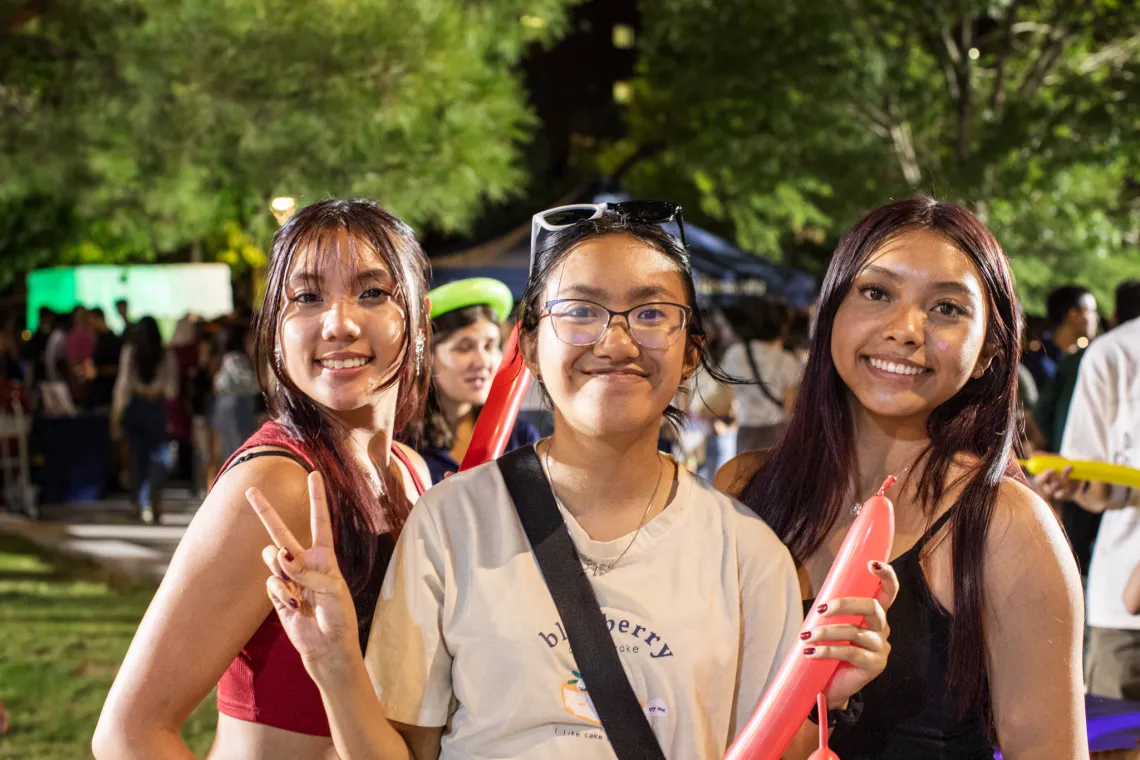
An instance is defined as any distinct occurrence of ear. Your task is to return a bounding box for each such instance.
[972,342,996,379]
[519,326,541,381]
[682,334,704,382]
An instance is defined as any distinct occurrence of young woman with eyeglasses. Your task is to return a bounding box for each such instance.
[243,203,899,759]
[717,199,1087,759]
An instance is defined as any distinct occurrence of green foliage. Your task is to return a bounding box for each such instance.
[621,0,1140,310]
[0,0,578,283]
[0,534,217,758]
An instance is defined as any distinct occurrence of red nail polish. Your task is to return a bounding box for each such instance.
[799,631,811,640]
[283,550,294,562]
[817,603,828,614]
[803,647,816,656]
[287,598,299,609]
[871,561,883,571]
[279,573,290,582]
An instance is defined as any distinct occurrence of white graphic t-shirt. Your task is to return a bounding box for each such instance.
[1061,317,1140,631]
[365,455,802,759]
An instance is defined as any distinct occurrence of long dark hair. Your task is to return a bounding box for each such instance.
[739,198,1022,718]
[405,304,499,451]
[131,316,164,384]
[254,199,430,635]
[518,214,733,431]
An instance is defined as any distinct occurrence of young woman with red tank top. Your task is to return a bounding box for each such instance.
[94,199,433,760]
[717,199,1087,759]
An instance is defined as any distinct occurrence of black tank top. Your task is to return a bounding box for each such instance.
[808,509,994,759]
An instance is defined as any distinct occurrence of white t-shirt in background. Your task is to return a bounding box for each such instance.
[720,341,802,427]
[1061,317,1140,631]
[365,455,802,759]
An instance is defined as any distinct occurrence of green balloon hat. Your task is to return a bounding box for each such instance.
[428,277,515,322]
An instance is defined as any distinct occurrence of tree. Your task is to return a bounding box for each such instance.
[0,0,577,283]
[613,0,1140,312]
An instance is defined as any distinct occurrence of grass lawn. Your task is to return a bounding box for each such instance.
[0,533,217,759]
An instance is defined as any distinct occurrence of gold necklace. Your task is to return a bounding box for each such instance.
[543,442,665,577]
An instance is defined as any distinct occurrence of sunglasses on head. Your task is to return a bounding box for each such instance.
[529,201,685,276]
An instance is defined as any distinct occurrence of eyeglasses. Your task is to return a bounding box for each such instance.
[540,299,690,349]
[529,201,685,275]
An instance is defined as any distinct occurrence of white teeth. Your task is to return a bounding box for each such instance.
[320,357,369,370]
[868,357,924,376]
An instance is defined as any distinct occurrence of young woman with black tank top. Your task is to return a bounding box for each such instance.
[717,198,1087,759]
[95,199,432,760]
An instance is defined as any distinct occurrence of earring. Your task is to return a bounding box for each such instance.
[414,330,425,372]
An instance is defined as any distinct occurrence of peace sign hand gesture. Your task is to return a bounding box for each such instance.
[246,472,358,669]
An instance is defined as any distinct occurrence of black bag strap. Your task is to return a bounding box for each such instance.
[744,342,784,408]
[497,446,666,760]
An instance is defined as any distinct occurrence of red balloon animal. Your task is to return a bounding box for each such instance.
[723,477,897,760]
[460,325,533,471]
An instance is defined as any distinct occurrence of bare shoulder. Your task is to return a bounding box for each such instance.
[985,476,1082,603]
[207,445,313,540]
[713,449,767,497]
[393,440,432,491]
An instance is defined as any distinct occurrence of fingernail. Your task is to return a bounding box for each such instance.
[817,603,828,614]
[283,550,294,562]
[799,631,811,640]
[803,647,816,656]
[279,572,291,582]
[871,561,883,571]
[287,598,299,609]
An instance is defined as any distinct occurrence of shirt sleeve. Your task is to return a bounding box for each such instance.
[1059,343,1114,463]
[730,519,804,742]
[365,494,453,727]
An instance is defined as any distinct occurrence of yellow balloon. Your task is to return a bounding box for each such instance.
[1019,455,1140,489]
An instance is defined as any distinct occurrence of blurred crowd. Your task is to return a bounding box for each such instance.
[0,300,262,522]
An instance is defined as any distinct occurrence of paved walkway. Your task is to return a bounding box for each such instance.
[0,490,200,581]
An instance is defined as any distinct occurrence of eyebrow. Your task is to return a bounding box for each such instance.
[560,283,675,301]
[860,265,978,299]
[288,268,394,287]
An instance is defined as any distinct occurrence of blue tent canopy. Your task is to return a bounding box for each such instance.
[428,188,818,309]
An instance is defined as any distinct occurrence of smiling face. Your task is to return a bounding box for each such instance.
[522,234,697,438]
[432,316,503,407]
[278,230,408,413]
[830,228,992,424]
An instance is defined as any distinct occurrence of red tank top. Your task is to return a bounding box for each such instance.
[215,421,425,736]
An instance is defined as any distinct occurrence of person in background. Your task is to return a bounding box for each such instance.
[1022,284,1098,389]
[111,316,178,524]
[87,308,122,410]
[1125,562,1140,616]
[189,329,220,497]
[212,322,260,461]
[404,280,540,483]
[66,306,96,369]
[720,299,802,452]
[784,310,812,368]
[0,312,23,382]
[1038,279,1140,701]
[25,307,54,382]
[43,310,70,384]
[115,299,134,340]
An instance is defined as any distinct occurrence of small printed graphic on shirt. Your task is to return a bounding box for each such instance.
[561,671,601,726]
[559,671,668,729]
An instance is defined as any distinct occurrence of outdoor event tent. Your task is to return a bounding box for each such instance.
[427,187,818,309]
[26,264,234,338]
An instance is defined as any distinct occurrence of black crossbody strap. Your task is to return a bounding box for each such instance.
[744,342,784,408]
[497,447,666,760]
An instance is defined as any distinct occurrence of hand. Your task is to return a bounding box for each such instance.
[804,560,900,710]
[246,472,359,669]
[1032,466,1084,503]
